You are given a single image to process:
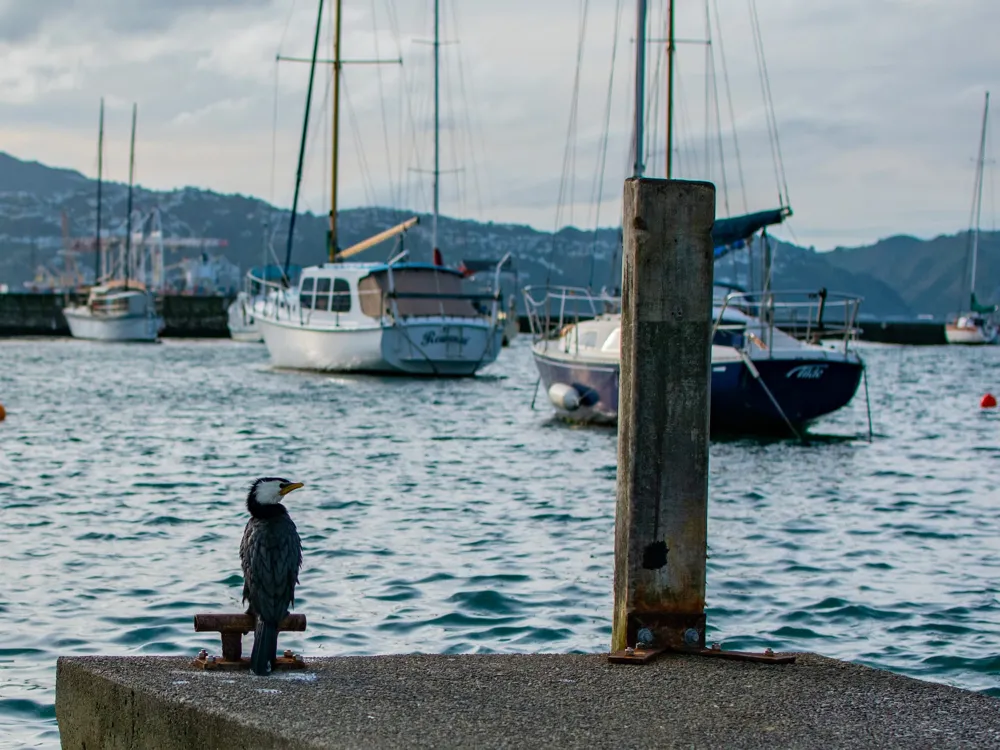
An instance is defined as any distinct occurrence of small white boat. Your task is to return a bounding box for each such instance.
[64,283,163,342]
[254,258,505,375]
[64,102,162,343]
[227,290,263,343]
[945,315,998,345]
[946,92,997,345]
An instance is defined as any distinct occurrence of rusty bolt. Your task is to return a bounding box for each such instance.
[283,649,293,659]
[711,642,722,651]
[636,628,654,648]
[624,647,635,656]
[683,628,700,646]
[764,648,774,657]
[197,649,208,660]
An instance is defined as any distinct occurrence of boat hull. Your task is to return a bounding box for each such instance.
[944,323,997,345]
[258,317,502,376]
[227,295,263,343]
[63,307,162,342]
[531,349,864,433]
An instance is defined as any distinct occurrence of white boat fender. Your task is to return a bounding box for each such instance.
[548,383,581,411]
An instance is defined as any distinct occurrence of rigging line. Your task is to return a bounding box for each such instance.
[283,0,324,281]
[441,26,465,224]
[748,0,789,206]
[449,0,484,219]
[550,0,590,285]
[342,74,379,209]
[712,0,747,213]
[268,59,281,208]
[383,0,406,210]
[587,0,624,232]
[370,0,398,212]
[703,0,711,185]
[565,4,591,229]
[587,0,624,289]
[706,16,730,216]
[646,0,665,177]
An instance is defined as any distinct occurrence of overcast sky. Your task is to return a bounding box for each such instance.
[0,0,998,249]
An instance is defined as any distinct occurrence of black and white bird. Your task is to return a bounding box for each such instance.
[240,477,304,676]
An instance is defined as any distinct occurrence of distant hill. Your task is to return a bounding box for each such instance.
[0,151,990,318]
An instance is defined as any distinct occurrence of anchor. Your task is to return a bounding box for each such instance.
[191,613,307,671]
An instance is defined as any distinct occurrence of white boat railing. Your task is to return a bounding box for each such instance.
[713,289,864,355]
[522,285,620,341]
[249,262,507,331]
[523,285,864,354]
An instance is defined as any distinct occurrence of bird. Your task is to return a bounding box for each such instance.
[240,477,304,676]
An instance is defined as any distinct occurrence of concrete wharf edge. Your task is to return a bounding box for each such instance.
[56,653,1000,749]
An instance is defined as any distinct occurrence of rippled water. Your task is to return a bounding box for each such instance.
[1,336,999,747]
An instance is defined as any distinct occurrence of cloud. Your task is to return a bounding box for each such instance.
[0,0,273,41]
[0,0,998,248]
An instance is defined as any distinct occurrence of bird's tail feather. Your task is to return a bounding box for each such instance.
[250,620,278,676]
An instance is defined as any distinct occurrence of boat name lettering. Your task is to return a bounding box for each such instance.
[785,364,828,380]
[421,331,469,346]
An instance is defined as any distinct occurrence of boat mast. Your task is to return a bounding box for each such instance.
[95,98,104,284]
[632,0,647,178]
[665,0,675,178]
[329,0,343,261]
[969,91,989,304]
[432,0,441,252]
[282,0,326,280]
[124,103,137,290]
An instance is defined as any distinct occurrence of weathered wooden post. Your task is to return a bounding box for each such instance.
[611,177,714,654]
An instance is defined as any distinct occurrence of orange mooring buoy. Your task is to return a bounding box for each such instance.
[982,393,997,409]
[0,403,5,421]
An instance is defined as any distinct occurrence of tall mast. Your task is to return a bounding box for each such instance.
[632,0,647,177]
[666,0,675,178]
[283,0,325,280]
[432,0,441,251]
[969,91,989,299]
[124,103,137,290]
[94,98,104,284]
[329,0,343,261]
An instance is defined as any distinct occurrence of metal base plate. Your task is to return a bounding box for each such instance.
[608,646,795,665]
[192,653,306,671]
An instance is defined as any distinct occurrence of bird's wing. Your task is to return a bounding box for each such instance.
[240,519,255,608]
[246,515,302,623]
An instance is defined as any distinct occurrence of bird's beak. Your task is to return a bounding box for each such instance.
[279,482,304,497]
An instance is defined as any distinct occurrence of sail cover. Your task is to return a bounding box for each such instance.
[713,208,790,259]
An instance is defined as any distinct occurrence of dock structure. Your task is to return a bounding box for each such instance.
[55,653,1000,749]
[55,179,1000,748]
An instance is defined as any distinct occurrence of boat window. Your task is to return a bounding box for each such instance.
[315,277,331,311]
[300,277,315,310]
[331,278,351,313]
[601,328,620,353]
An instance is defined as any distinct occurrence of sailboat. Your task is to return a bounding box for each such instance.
[524,0,865,434]
[945,92,997,345]
[253,0,506,375]
[63,102,163,342]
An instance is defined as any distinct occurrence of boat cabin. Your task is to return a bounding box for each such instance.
[296,263,487,321]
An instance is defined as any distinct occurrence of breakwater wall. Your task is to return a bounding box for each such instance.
[0,292,234,338]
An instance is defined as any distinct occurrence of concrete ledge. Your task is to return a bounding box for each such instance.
[56,653,1000,749]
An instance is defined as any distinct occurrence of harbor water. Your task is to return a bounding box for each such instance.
[2,337,999,747]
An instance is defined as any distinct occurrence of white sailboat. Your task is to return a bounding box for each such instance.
[946,92,997,345]
[254,0,505,375]
[64,102,163,343]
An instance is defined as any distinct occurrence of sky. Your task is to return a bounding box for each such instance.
[0,0,998,250]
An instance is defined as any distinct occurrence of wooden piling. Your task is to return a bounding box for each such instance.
[612,177,715,653]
